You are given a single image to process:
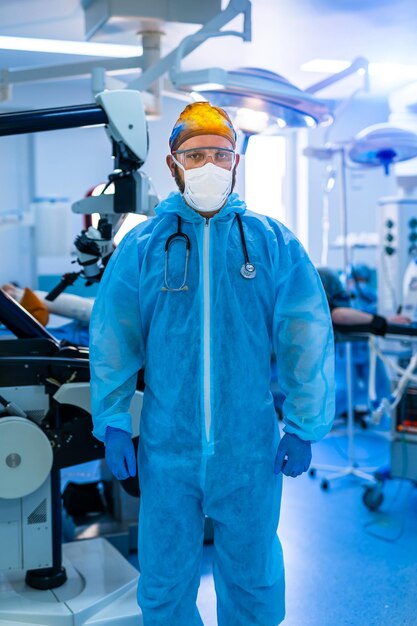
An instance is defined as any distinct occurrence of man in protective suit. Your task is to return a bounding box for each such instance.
[90,101,335,626]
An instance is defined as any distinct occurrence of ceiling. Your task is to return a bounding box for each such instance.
[1,0,417,109]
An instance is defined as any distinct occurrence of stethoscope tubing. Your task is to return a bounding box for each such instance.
[236,213,250,266]
[164,215,191,252]
[162,213,255,292]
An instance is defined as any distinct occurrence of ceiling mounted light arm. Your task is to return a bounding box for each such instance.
[170,28,250,92]
[129,0,252,93]
[305,56,370,95]
[1,56,143,91]
[305,57,370,145]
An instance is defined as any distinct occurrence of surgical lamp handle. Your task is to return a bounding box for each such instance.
[0,104,107,137]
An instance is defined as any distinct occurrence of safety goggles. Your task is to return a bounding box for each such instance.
[172,146,236,170]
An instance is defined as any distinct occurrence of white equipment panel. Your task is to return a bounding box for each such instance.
[378,197,417,316]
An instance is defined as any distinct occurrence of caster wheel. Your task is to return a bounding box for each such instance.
[362,486,384,511]
[309,468,316,478]
[321,480,329,491]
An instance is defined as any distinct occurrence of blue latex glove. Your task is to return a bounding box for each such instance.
[105,426,137,480]
[274,433,312,477]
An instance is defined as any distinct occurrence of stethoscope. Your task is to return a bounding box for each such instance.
[162,213,256,292]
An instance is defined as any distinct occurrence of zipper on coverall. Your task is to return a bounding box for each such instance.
[202,217,214,454]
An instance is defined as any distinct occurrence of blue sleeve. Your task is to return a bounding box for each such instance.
[89,227,147,442]
[271,224,335,442]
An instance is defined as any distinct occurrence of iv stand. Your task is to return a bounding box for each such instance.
[311,148,377,489]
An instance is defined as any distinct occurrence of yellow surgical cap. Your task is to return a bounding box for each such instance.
[169,102,236,152]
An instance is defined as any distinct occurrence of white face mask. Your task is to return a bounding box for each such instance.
[173,158,233,213]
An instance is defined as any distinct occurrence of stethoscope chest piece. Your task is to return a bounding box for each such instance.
[236,213,256,280]
[240,262,256,279]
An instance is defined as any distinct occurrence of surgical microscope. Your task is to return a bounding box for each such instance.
[0,90,154,626]
[46,89,158,300]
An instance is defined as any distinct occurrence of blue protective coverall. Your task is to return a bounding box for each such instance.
[90,192,335,626]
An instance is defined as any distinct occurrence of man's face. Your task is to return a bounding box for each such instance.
[166,134,240,195]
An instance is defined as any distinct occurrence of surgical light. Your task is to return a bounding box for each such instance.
[173,67,332,131]
[348,124,417,174]
[0,35,142,58]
